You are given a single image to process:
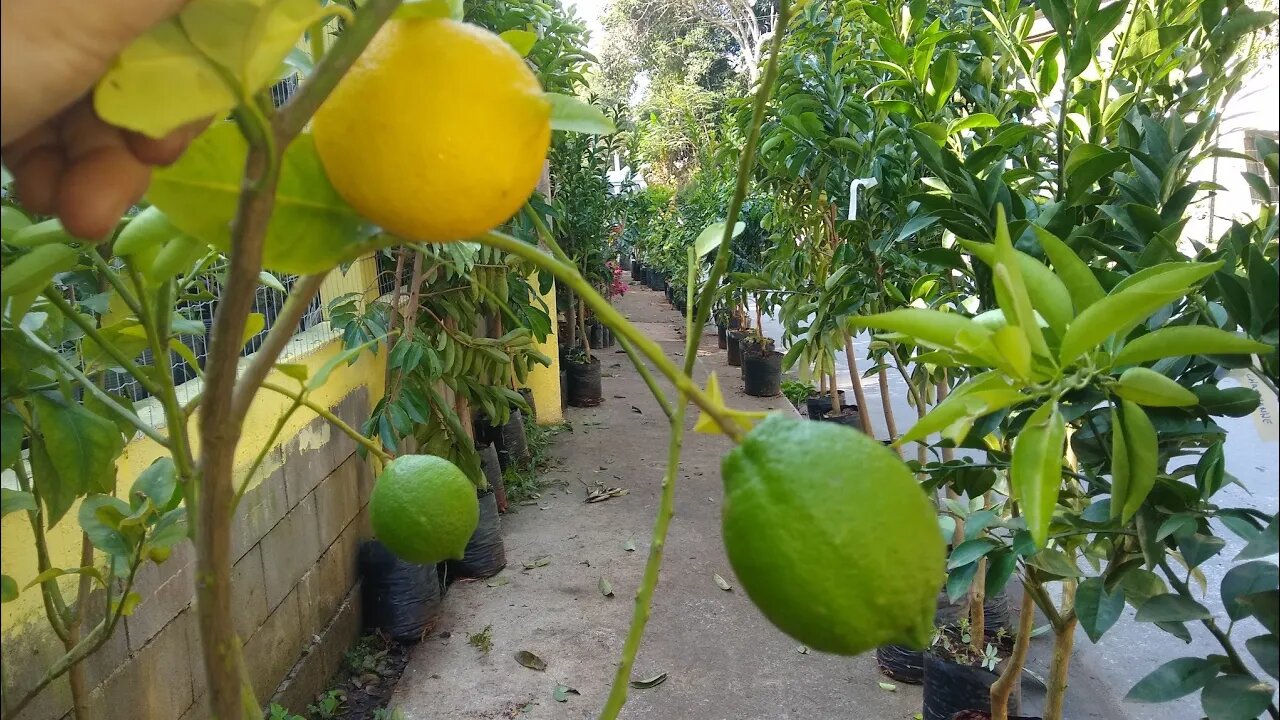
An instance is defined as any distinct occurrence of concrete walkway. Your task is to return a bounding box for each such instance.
[392,287,924,719]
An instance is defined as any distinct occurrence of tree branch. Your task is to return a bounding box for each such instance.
[230,272,329,420]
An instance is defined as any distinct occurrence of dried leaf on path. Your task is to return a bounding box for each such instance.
[514,650,547,671]
[599,577,614,597]
[553,684,580,702]
[713,573,733,591]
[629,672,668,689]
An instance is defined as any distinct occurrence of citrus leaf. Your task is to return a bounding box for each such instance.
[499,28,538,57]
[513,650,547,671]
[962,237,1073,332]
[694,221,745,260]
[275,363,309,381]
[94,20,236,139]
[552,684,580,702]
[1,489,36,517]
[1059,262,1221,364]
[987,207,1049,357]
[1126,657,1221,702]
[1,411,23,472]
[1221,562,1279,622]
[148,123,382,275]
[1113,367,1199,407]
[1246,635,1279,680]
[1010,400,1066,547]
[1032,226,1106,312]
[1110,400,1157,524]
[546,93,615,134]
[623,538,636,552]
[1135,593,1212,622]
[598,577,614,597]
[1237,514,1278,560]
[713,573,733,591]
[33,394,123,499]
[1,245,80,298]
[629,672,668,689]
[1077,576,1125,643]
[1113,326,1272,366]
[1201,673,1275,720]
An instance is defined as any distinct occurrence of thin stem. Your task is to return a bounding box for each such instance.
[232,395,304,507]
[42,288,164,398]
[229,272,329,420]
[131,270,198,478]
[87,252,143,318]
[842,331,877,438]
[616,335,674,420]
[471,233,745,441]
[1044,578,1077,720]
[597,401,687,719]
[14,459,70,641]
[258,381,393,463]
[18,326,169,446]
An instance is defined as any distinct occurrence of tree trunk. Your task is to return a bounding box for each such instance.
[1044,580,1078,720]
[579,297,591,361]
[877,366,900,456]
[564,290,578,350]
[842,331,876,437]
[990,586,1037,720]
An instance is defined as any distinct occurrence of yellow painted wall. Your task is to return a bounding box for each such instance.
[520,278,563,424]
[1,259,385,634]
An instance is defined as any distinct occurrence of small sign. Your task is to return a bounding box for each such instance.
[1229,368,1278,442]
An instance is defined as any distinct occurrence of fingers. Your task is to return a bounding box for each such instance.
[3,123,63,215]
[125,118,210,166]
[56,100,152,240]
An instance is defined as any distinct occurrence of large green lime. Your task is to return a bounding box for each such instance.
[370,455,479,564]
[721,414,944,655]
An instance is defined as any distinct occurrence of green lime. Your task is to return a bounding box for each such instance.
[720,414,944,655]
[370,455,479,564]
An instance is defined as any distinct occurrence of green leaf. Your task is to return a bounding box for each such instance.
[1010,400,1066,547]
[1195,442,1226,499]
[1,205,32,241]
[1,245,80,298]
[148,124,379,275]
[1033,226,1106,312]
[1,410,23,471]
[949,113,1000,135]
[1113,326,1272,365]
[947,538,999,569]
[694,221,745,260]
[851,309,995,360]
[990,208,1049,357]
[1237,514,1278,561]
[962,237,1073,332]
[9,218,77,248]
[1246,635,1279,680]
[1201,674,1275,720]
[1126,657,1222,702]
[1194,386,1261,417]
[1221,562,1279,622]
[308,336,381,391]
[499,28,538,57]
[276,363,309,381]
[894,215,940,244]
[33,394,123,498]
[78,494,137,556]
[394,0,463,20]
[241,312,266,348]
[1059,262,1221,365]
[928,50,959,115]
[130,458,178,512]
[546,93,616,134]
[1135,593,1212,622]
[1110,400,1158,524]
[1113,367,1199,407]
[112,591,143,617]
[1,489,37,517]
[1239,591,1280,634]
[1077,576,1125,643]
[114,207,179,259]
[0,575,16,603]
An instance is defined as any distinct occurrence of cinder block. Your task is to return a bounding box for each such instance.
[354,453,376,508]
[315,457,360,550]
[124,541,195,652]
[0,621,74,720]
[89,607,194,720]
[316,589,363,680]
[244,589,304,703]
[272,587,363,715]
[231,544,269,641]
[231,460,289,563]
[259,493,322,611]
[281,421,330,510]
[80,587,132,690]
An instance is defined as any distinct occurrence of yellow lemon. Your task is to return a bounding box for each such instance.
[313,18,551,242]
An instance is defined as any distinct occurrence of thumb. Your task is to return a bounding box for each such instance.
[1,0,189,145]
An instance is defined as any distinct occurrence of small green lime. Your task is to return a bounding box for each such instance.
[721,414,944,655]
[370,455,479,564]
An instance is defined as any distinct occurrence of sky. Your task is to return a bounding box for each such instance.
[566,0,609,53]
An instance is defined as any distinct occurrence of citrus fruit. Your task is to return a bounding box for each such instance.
[370,455,479,564]
[720,414,944,655]
[312,17,551,242]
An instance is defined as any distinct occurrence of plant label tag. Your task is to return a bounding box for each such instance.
[1229,368,1278,442]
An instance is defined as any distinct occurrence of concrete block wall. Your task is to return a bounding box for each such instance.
[2,388,375,720]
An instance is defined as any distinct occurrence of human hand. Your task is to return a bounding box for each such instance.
[1,0,203,240]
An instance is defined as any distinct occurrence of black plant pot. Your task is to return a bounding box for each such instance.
[726,331,744,367]
[621,256,632,271]
[648,271,665,292]
[447,490,505,580]
[742,349,782,397]
[805,390,847,420]
[821,406,864,430]
[478,443,507,513]
[632,261,644,281]
[983,588,1013,640]
[359,540,444,643]
[922,652,1018,720]
[518,387,536,422]
[496,408,531,471]
[717,323,728,349]
[602,326,615,348]
[877,592,970,684]
[588,322,606,349]
[566,355,603,407]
